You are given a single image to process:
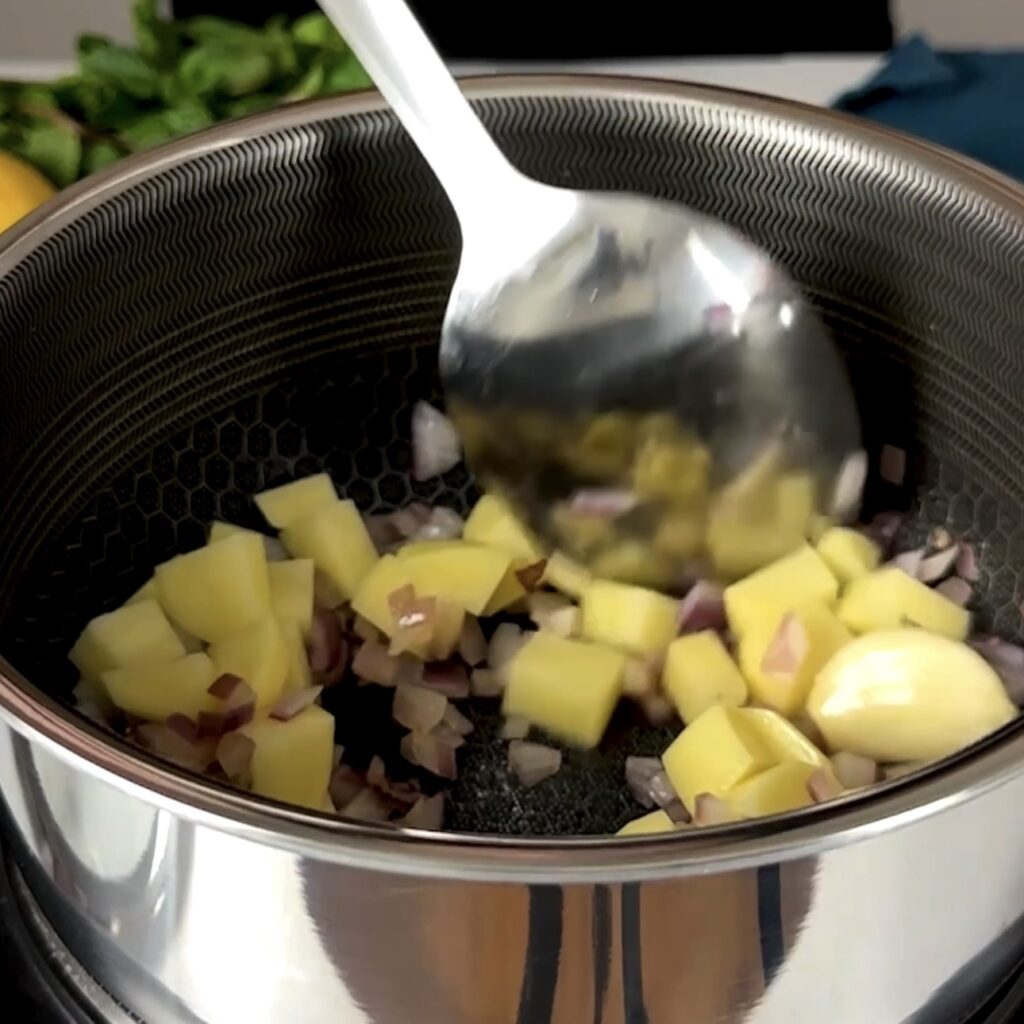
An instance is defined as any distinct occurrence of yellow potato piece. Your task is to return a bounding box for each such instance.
[616,809,677,836]
[837,567,970,640]
[807,629,1016,763]
[663,631,748,725]
[815,527,881,584]
[124,577,158,606]
[503,632,626,748]
[281,499,379,601]
[70,599,187,686]
[588,540,674,589]
[741,707,831,771]
[350,554,413,635]
[481,562,530,616]
[661,705,776,812]
[102,653,219,722]
[268,559,315,637]
[241,705,335,810]
[652,511,705,561]
[582,580,679,655]
[208,521,260,543]
[631,433,709,503]
[155,531,271,642]
[209,616,289,711]
[738,604,850,717]
[726,761,816,819]
[723,545,838,639]
[542,551,592,599]
[400,541,514,617]
[255,473,338,529]
[463,494,545,562]
[279,619,313,693]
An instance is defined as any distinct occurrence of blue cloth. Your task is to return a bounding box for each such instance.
[834,35,1024,181]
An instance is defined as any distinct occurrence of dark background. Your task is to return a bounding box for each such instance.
[173,2,894,59]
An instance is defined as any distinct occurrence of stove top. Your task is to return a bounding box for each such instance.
[2,846,1023,1024]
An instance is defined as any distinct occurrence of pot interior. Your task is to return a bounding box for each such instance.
[2,80,1024,837]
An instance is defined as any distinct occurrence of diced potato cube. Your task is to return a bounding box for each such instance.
[726,761,815,819]
[582,580,679,655]
[281,500,379,601]
[632,433,709,503]
[662,705,776,812]
[663,631,748,724]
[737,604,850,717]
[503,632,626,748]
[209,616,289,710]
[70,600,186,684]
[463,494,545,562]
[125,578,158,605]
[543,551,592,599]
[255,473,337,529]
[208,521,260,543]
[740,707,831,771]
[155,532,271,642]
[652,511,704,560]
[400,541,515,617]
[837,568,970,640]
[616,810,677,836]
[280,619,313,693]
[350,555,413,635]
[241,705,335,810]
[816,527,881,584]
[589,541,674,589]
[102,652,219,721]
[268,559,315,637]
[807,628,1016,762]
[724,545,838,639]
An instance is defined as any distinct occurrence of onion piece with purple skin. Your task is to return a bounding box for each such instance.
[270,685,323,722]
[196,701,255,739]
[693,793,736,826]
[420,661,470,699]
[879,445,907,486]
[677,580,726,634]
[830,751,879,789]
[363,513,405,553]
[392,683,448,732]
[624,756,664,809]
[500,715,530,740]
[862,511,904,552]
[411,402,462,481]
[956,543,980,582]
[400,731,459,780]
[470,667,505,698]
[970,636,1024,705]
[888,547,924,579]
[806,768,843,803]
[917,544,960,584]
[457,616,488,666]
[366,755,421,807]
[208,673,247,701]
[341,788,392,822]
[215,731,255,783]
[328,763,365,809]
[508,741,562,787]
[412,506,465,542]
[390,503,433,538]
[936,577,972,607]
[567,488,638,519]
[352,639,400,686]
[398,793,445,831]
[441,703,474,736]
[308,607,345,674]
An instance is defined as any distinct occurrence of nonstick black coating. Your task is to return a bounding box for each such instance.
[2,82,1024,835]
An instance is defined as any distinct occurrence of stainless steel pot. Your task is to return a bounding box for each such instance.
[2,77,1024,1024]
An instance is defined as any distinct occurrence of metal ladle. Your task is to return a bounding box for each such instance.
[318,0,862,586]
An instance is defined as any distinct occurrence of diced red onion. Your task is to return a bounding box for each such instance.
[760,612,808,677]
[639,693,675,726]
[806,768,843,803]
[470,667,505,697]
[489,622,529,669]
[647,771,679,809]
[515,560,548,592]
[393,683,448,732]
[665,800,692,825]
[165,714,200,742]
[400,731,459,779]
[500,715,531,740]
[420,661,470,699]
[567,488,638,519]
[830,449,867,519]
[216,731,255,782]
[352,640,400,686]
[936,576,972,607]
[441,703,474,736]
[862,511,904,551]
[625,756,667,809]
[352,615,382,643]
[365,755,421,808]
[313,571,345,610]
[677,580,726,634]
[527,592,580,637]
[693,793,735,826]
[830,751,879,789]
[458,616,488,666]
[412,506,465,542]
[970,636,1024,705]
[208,673,246,701]
[411,402,462,481]
[341,787,392,822]
[879,444,907,485]
[398,793,445,831]
[329,763,365,809]
[956,543,980,582]
[308,607,344,674]
[917,545,959,584]
[197,702,255,738]
[270,685,323,722]
[136,724,215,771]
[507,741,562,787]
[888,547,924,578]
[393,655,426,688]
[390,503,433,538]
[363,513,405,552]
[429,723,467,749]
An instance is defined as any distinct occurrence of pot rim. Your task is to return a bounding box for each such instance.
[2,74,1023,884]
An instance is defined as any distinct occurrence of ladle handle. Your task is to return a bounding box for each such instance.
[317,0,518,225]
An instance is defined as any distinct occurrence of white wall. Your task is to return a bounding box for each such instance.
[895,0,1024,47]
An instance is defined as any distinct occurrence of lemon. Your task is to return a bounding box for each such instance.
[0,151,56,235]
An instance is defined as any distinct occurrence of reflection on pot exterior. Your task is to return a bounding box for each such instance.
[2,717,1024,1024]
